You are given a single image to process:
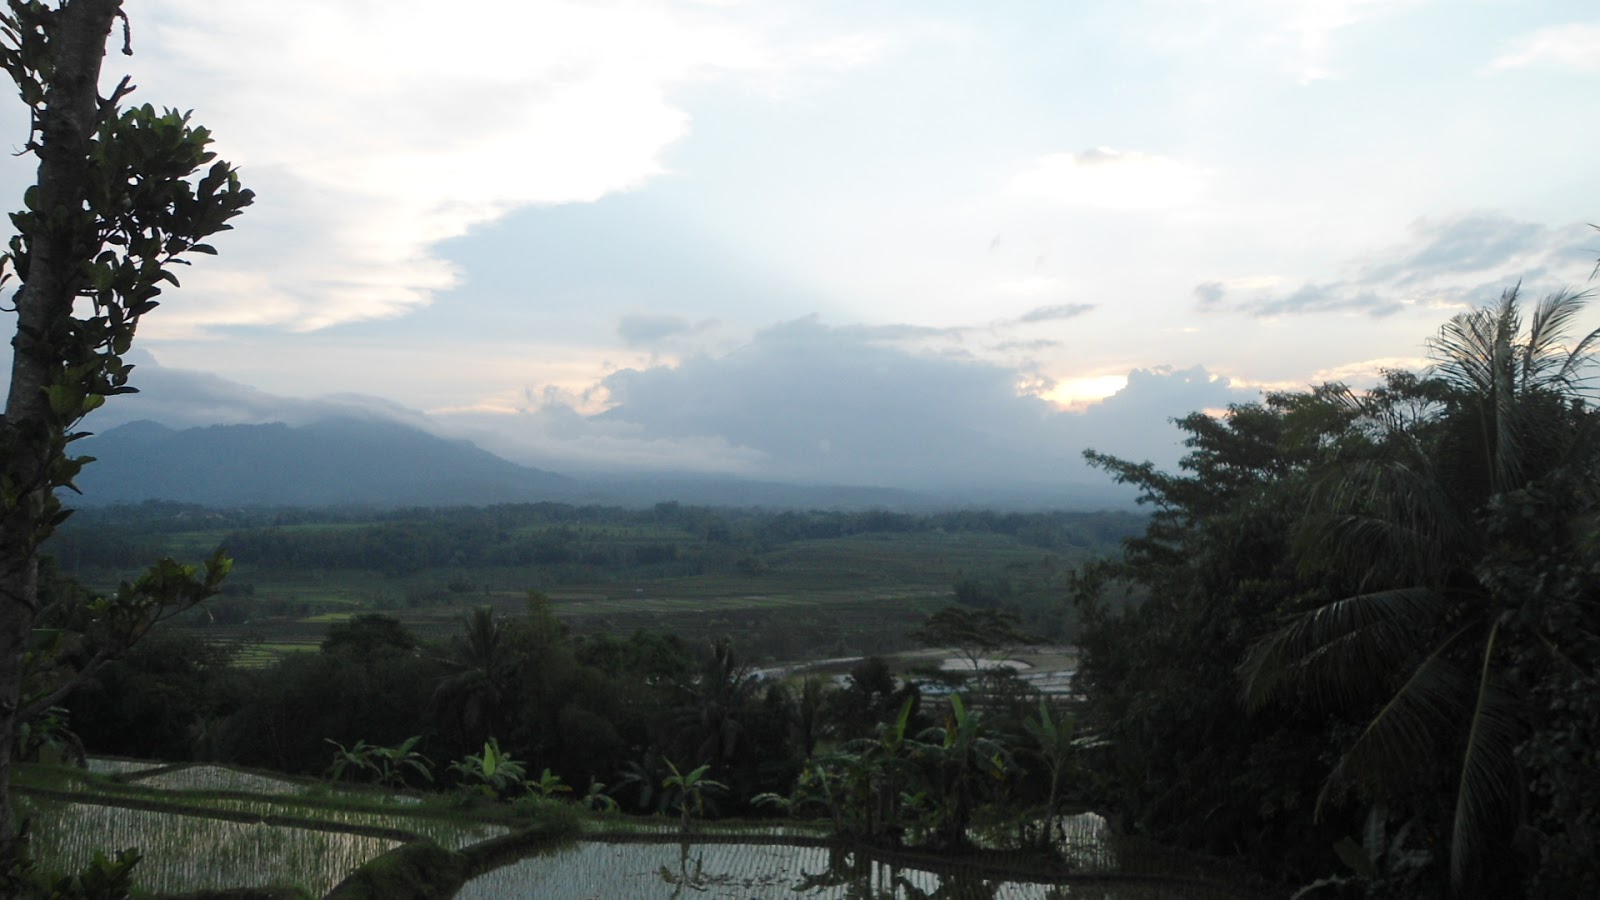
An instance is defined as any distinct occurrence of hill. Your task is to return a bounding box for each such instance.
[73,418,573,507]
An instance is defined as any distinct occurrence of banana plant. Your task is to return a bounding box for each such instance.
[581,779,619,813]
[448,738,528,799]
[325,736,433,788]
[528,767,572,799]
[369,735,434,789]
[663,759,727,832]
[916,694,1012,848]
[1021,699,1077,847]
[324,738,381,784]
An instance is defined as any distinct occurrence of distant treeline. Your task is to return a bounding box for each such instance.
[51,501,1145,576]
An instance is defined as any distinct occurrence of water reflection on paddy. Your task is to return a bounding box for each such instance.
[459,839,1198,900]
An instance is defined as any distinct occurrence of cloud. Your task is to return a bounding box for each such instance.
[1159,0,1419,83]
[82,350,433,433]
[1361,215,1556,286]
[1017,303,1096,324]
[1263,0,1416,82]
[1244,283,1402,318]
[1308,356,1432,387]
[540,319,1260,484]
[1010,148,1210,211]
[1199,213,1595,317]
[992,338,1064,353]
[618,314,696,346]
[77,323,1269,491]
[1491,23,1600,72]
[52,1,885,339]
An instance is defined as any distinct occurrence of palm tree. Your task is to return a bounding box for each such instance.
[1241,287,1600,891]
[671,638,758,767]
[432,606,509,748]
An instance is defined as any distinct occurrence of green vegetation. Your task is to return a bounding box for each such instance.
[15,279,1599,898]
[1075,288,1600,896]
[0,0,252,864]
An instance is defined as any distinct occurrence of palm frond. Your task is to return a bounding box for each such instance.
[1315,625,1480,818]
[1526,288,1600,393]
[1449,622,1522,890]
[1428,287,1600,493]
[1299,456,1473,585]
[1241,587,1446,712]
[1430,299,1508,398]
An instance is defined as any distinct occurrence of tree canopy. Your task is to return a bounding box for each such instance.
[1077,286,1600,896]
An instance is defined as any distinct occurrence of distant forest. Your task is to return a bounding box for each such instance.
[51,500,1141,580]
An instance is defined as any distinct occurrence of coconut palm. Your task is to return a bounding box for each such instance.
[432,606,508,748]
[670,637,758,767]
[1241,287,1600,891]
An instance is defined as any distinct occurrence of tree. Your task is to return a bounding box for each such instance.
[432,606,509,748]
[0,0,251,853]
[1075,388,1363,881]
[1241,288,1600,893]
[671,637,757,768]
[912,606,1036,686]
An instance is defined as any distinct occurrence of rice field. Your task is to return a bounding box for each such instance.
[22,761,510,893]
[19,797,397,896]
[130,764,305,795]
[28,762,1252,898]
[84,757,164,776]
[458,838,1237,899]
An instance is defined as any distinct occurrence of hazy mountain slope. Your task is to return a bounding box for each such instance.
[68,417,1135,511]
[73,418,572,507]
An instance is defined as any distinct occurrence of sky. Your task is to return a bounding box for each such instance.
[4,0,1600,495]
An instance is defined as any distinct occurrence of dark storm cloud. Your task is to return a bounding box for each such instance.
[1201,214,1594,317]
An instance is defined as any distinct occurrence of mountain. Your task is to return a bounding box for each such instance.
[68,417,1136,511]
[73,418,573,507]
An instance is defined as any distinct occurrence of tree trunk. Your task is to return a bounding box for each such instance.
[0,0,123,855]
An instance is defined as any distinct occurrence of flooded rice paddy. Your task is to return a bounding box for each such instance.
[26,760,509,893]
[459,837,1232,899]
[35,761,1244,898]
[19,797,397,896]
[84,757,163,776]
[129,764,306,795]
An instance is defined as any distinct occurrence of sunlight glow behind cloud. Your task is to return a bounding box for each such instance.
[1044,375,1130,411]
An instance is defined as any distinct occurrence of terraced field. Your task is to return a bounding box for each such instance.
[22,760,1267,899]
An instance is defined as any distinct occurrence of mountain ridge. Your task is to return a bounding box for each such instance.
[70,416,1134,511]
